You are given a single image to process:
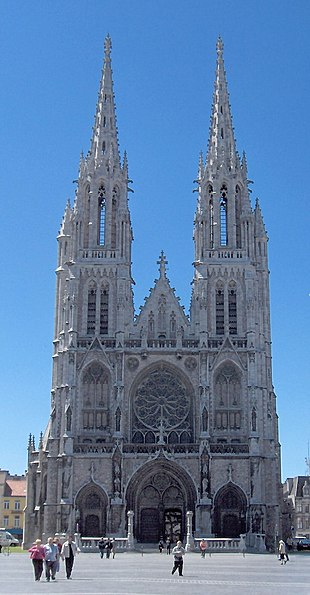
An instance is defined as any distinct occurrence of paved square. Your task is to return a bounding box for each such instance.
[0,551,310,594]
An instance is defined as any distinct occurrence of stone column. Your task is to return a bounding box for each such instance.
[127,510,134,550]
[185,510,195,551]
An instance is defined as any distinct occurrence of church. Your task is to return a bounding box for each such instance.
[24,36,282,550]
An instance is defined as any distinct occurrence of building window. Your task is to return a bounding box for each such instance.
[216,289,224,335]
[235,185,241,248]
[87,287,96,334]
[4,501,9,510]
[98,185,106,245]
[220,187,228,246]
[228,288,237,335]
[14,501,20,511]
[111,187,118,249]
[14,516,20,528]
[3,516,9,527]
[100,288,109,335]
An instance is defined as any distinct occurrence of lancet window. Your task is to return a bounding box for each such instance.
[87,285,96,335]
[220,185,228,246]
[82,363,109,431]
[216,286,224,335]
[214,364,242,431]
[100,287,109,335]
[98,185,106,245]
[228,284,237,335]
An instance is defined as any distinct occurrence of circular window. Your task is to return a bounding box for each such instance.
[134,368,190,430]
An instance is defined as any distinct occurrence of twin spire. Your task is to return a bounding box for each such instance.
[89,35,121,169]
[205,37,239,174]
[89,35,239,179]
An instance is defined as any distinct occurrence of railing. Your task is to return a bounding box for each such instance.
[194,537,241,551]
[80,537,128,552]
[210,443,249,454]
[73,444,114,454]
[123,443,199,454]
[205,249,244,260]
[77,338,116,349]
[81,249,117,259]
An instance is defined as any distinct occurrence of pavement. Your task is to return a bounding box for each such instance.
[1,550,310,595]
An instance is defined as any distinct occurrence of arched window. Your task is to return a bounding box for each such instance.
[87,286,96,334]
[235,185,241,248]
[82,363,109,431]
[228,284,237,335]
[208,185,214,248]
[98,185,106,246]
[111,187,118,249]
[220,187,228,246]
[216,287,224,335]
[100,287,109,335]
[214,364,242,431]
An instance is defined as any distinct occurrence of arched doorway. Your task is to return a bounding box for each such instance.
[75,483,108,537]
[213,483,247,537]
[126,461,196,543]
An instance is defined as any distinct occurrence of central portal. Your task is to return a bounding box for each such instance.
[126,462,196,543]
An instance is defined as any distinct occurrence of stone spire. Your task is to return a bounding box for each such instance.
[206,37,239,174]
[89,35,120,168]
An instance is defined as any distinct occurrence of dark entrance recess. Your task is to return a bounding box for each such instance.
[213,483,247,537]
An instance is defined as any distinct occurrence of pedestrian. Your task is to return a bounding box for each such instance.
[28,539,45,582]
[111,538,116,558]
[106,538,113,559]
[166,537,171,554]
[44,536,58,581]
[199,538,207,558]
[53,537,62,572]
[278,539,287,565]
[158,539,164,553]
[98,537,106,559]
[61,534,80,579]
[171,540,185,576]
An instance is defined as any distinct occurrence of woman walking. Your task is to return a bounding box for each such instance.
[29,539,45,582]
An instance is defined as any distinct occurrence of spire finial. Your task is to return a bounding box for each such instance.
[104,34,112,60]
[157,251,168,279]
[216,36,224,55]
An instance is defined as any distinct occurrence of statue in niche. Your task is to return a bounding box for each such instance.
[113,461,121,497]
[251,407,257,432]
[62,460,72,498]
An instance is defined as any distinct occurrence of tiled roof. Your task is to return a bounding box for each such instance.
[5,479,26,497]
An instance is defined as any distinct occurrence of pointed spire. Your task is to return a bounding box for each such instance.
[90,35,120,168]
[254,198,267,237]
[157,251,168,279]
[206,37,239,173]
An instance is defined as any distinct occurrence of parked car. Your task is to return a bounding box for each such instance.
[296,537,310,551]
[0,530,19,547]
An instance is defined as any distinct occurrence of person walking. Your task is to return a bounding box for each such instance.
[29,539,45,582]
[166,538,171,554]
[53,537,62,573]
[171,540,185,576]
[158,539,164,553]
[105,538,113,559]
[199,538,207,558]
[61,534,80,579]
[44,536,58,582]
[98,537,106,559]
[278,539,287,565]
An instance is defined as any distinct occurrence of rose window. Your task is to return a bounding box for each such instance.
[133,368,190,431]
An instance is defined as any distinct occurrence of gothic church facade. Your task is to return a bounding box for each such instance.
[24,37,281,549]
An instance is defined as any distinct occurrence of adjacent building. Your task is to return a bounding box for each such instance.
[0,469,26,542]
[24,37,282,549]
[283,476,310,540]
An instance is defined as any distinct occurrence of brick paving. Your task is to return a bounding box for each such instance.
[0,550,310,594]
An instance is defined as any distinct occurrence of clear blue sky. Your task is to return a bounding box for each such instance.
[0,0,309,481]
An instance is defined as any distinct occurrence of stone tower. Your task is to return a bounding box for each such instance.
[24,37,281,550]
